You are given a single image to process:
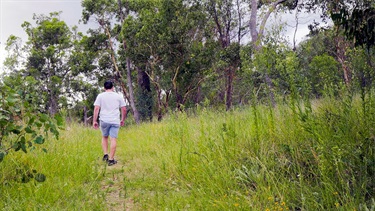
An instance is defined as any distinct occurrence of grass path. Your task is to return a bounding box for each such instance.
[99,124,155,211]
[101,160,134,211]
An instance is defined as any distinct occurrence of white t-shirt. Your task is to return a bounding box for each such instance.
[94,91,126,124]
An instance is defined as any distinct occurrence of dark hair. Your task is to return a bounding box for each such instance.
[104,81,114,90]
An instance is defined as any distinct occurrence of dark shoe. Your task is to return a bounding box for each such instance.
[102,154,109,162]
[108,160,117,166]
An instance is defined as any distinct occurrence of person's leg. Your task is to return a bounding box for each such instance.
[100,121,111,161]
[102,136,109,155]
[108,124,120,163]
[109,137,117,160]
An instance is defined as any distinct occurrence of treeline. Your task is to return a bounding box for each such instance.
[1,0,374,124]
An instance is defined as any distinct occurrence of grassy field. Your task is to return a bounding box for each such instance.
[0,96,374,210]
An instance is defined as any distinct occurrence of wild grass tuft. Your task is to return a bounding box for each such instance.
[0,93,374,210]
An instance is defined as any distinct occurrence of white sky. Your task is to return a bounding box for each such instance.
[0,0,94,73]
[0,0,327,73]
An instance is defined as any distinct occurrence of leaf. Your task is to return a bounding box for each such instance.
[11,128,21,135]
[42,148,48,153]
[0,152,5,162]
[54,114,64,127]
[0,114,10,121]
[13,142,20,151]
[25,126,34,134]
[35,173,46,182]
[28,117,35,125]
[21,142,27,153]
[39,114,48,123]
[34,136,45,144]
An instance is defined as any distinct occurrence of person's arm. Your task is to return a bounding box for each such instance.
[120,106,126,126]
[93,105,100,129]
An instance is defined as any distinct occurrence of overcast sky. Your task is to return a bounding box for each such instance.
[0,0,94,72]
[0,0,326,73]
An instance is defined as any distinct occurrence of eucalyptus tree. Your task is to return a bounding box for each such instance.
[3,12,97,119]
[248,0,298,106]
[3,12,90,116]
[204,0,248,110]
[81,0,141,124]
[304,0,374,86]
[329,0,375,90]
[156,0,212,112]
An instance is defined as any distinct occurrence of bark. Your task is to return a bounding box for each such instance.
[249,0,258,44]
[118,0,141,124]
[102,23,130,102]
[226,67,234,111]
[47,59,58,116]
[335,36,351,85]
[147,57,168,121]
[211,0,235,110]
[125,57,140,124]
[102,22,140,124]
[249,0,286,107]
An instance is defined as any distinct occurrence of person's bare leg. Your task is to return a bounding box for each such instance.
[109,137,117,160]
[102,136,109,155]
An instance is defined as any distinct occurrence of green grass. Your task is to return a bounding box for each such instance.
[1,95,374,210]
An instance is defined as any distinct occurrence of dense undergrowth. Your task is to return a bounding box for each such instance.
[0,94,374,210]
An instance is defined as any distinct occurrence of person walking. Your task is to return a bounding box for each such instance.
[93,80,127,166]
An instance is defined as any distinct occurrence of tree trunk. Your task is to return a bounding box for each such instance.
[137,66,153,121]
[226,67,234,111]
[83,106,88,126]
[335,36,351,85]
[118,0,140,124]
[126,57,140,124]
[249,0,285,107]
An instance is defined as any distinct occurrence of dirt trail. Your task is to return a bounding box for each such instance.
[101,160,134,211]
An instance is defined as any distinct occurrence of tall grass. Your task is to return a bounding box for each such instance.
[1,94,374,210]
[0,126,106,210]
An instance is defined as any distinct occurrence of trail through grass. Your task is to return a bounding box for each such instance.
[1,96,374,210]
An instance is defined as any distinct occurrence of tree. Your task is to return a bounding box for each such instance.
[308,54,340,96]
[205,0,246,110]
[81,0,141,124]
[122,0,212,119]
[248,0,298,106]
[0,82,63,183]
[3,12,99,121]
[14,12,80,115]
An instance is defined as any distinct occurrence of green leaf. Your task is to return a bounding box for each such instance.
[35,122,42,128]
[35,173,46,182]
[0,152,5,162]
[13,142,20,151]
[21,143,27,153]
[42,148,48,153]
[54,114,64,127]
[39,114,48,123]
[25,126,34,134]
[11,128,21,134]
[28,117,35,125]
[34,136,45,144]
[0,114,10,121]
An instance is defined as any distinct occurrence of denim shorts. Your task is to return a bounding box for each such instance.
[100,121,120,138]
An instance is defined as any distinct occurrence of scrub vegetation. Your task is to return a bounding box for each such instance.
[1,0,374,210]
[1,93,374,210]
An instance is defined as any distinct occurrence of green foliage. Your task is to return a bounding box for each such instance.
[0,125,105,210]
[331,0,375,49]
[348,47,375,89]
[0,92,374,209]
[0,84,64,183]
[114,93,374,210]
[308,54,340,97]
